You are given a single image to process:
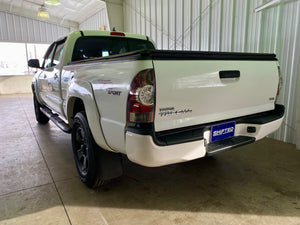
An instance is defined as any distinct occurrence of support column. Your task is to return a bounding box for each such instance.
[105,0,124,31]
[296,61,300,150]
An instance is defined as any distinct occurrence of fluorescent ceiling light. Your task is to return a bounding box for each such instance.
[45,0,61,6]
[254,0,280,13]
[37,6,49,19]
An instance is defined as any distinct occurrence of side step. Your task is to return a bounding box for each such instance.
[40,107,71,133]
[206,136,255,156]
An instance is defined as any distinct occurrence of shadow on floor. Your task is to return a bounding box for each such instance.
[57,139,300,217]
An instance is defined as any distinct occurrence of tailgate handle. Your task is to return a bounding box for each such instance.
[219,70,240,79]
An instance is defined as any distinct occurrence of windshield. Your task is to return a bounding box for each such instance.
[72,36,155,62]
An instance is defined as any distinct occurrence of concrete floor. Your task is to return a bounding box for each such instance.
[0,94,300,225]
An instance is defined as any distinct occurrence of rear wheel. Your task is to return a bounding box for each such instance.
[33,95,49,124]
[71,111,122,188]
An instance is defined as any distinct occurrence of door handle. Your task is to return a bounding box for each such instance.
[54,73,58,79]
[219,70,240,79]
[43,74,47,79]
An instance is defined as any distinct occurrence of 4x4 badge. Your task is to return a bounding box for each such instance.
[159,107,192,117]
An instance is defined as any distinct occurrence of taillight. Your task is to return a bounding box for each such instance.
[127,69,155,123]
[276,66,283,101]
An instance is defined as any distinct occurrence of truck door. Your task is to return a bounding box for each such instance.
[39,39,65,115]
[47,41,65,115]
[39,44,55,105]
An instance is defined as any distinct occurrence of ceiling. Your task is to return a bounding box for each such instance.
[0,0,106,25]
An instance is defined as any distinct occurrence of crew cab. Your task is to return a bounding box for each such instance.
[28,30,285,188]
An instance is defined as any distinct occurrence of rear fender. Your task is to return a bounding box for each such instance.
[67,80,113,152]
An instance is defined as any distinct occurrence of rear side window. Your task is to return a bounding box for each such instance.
[53,43,64,66]
[72,36,155,62]
[42,38,66,68]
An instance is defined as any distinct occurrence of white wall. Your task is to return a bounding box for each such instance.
[123,0,300,146]
[0,11,69,43]
[79,8,110,31]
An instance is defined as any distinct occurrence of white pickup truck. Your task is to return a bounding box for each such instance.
[29,30,284,188]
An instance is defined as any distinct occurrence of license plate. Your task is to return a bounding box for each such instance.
[211,121,235,143]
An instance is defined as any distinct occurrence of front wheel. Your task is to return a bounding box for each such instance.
[71,112,122,188]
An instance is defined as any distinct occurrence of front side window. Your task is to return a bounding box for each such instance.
[27,43,49,74]
[72,36,155,62]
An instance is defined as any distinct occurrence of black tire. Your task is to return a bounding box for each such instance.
[71,111,122,188]
[33,94,49,124]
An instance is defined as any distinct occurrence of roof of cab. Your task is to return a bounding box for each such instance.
[69,30,148,41]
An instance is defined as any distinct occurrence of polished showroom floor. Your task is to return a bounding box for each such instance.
[0,94,300,225]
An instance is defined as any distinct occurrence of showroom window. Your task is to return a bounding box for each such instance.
[0,42,49,76]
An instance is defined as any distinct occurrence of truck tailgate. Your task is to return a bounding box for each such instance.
[153,56,278,132]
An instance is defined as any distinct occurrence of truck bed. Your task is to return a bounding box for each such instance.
[67,49,279,133]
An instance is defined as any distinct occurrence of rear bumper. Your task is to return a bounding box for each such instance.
[125,104,284,167]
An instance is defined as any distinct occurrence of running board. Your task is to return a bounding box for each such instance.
[206,136,256,156]
[40,107,71,133]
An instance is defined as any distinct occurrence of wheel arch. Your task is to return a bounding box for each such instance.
[67,97,85,127]
[66,82,114,152]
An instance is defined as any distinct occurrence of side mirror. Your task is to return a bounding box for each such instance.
[28,59,41,68]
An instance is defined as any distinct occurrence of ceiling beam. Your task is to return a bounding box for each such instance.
[254,0,280,13]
